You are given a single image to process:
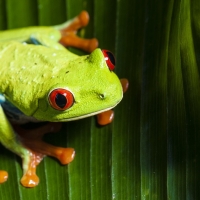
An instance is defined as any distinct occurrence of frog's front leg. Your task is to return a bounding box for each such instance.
[55,11,98,53]
[0,106,40,187]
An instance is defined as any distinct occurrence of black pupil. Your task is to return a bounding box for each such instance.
[107,51,115,66]
[55,93,67,108]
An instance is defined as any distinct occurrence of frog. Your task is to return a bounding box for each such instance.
[0,11,128,187]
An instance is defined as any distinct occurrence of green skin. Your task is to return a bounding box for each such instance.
[0,25,123,174]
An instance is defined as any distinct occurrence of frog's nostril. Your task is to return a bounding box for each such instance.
[99,94,105,99]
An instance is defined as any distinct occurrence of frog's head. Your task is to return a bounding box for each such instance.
[33,48,123,122]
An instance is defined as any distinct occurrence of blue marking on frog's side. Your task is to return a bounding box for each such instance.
[0,94,5,103]
[0,93,39,124]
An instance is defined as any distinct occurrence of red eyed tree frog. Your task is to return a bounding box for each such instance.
[0,11,128,187]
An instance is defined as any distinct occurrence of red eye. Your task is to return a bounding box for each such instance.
[102,50,115,71]
[48,88,74,111]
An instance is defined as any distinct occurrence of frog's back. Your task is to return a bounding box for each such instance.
[0,26,61,43]
[0,39,79,115]
[0,40,66,91]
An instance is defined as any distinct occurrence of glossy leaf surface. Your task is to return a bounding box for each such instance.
[0,0,200,199]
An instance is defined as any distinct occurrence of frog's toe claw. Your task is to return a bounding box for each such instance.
[0,170,8,183]
[20,173,39,188]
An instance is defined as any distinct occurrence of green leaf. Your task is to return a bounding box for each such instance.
[0,0,200,199]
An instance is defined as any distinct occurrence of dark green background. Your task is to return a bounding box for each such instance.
[0,0,200,199]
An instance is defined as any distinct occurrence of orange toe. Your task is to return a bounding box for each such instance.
[20,173,39,188]
[0,170,8,184]
[78,10,89,27]
[97,110,114,126]
[57,148,75,165]
[120,78,129,93]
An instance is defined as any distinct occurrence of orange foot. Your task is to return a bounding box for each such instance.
[20,151,42,187]
[13,122,75,187]
[57,10,98,53]
[97,78,129,125]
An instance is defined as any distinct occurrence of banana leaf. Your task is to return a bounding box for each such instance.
[0,0,200,199]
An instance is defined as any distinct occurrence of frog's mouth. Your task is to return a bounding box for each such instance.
[58,104,117,122]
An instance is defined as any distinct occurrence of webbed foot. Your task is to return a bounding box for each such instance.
[21,173,39,188]
[57,11,98,52]
[15,123,75,164]
[20,151,42,187]
[13,122,75,187]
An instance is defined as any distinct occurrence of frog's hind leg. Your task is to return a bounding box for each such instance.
[14,122,75,165]
[55,11,98,52]
[0,106,39,187]
[10,122,75,187]
[20,150,43,187]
